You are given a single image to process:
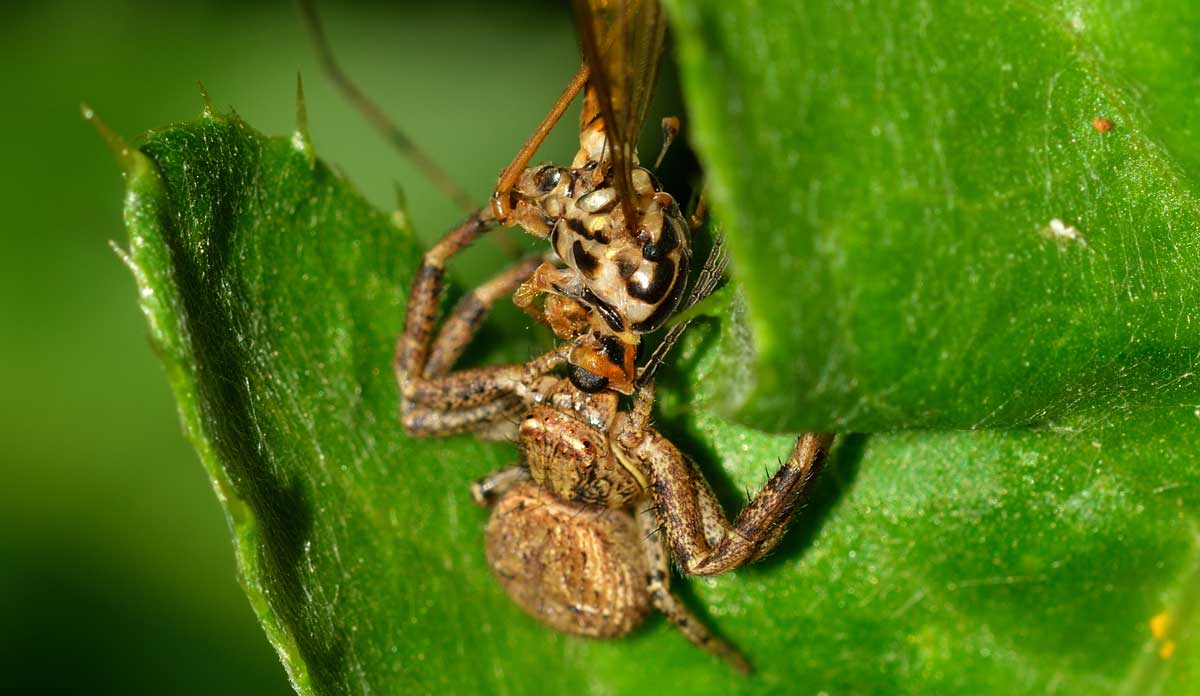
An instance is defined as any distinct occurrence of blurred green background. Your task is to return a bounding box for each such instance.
[0,1,590,693]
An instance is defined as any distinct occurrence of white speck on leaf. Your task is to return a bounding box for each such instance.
[1041,218,1086,246]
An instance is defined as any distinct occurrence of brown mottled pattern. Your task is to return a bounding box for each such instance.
[485,483,651,638]
[521,404,640,508]
[625,431,834,577]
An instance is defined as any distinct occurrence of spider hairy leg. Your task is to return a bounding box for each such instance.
[618,385,833,577]
[662,432,831,576]
[395,208,494,386]
[396,210,566,437]
[425,254,546,378]
[401,348,568,437]
[471,466,530,507]
[637,503,752,674]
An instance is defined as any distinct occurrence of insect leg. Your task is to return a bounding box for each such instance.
[492,63,590,221]
[636,235,729,387]
[298,0,475,213]
[653,116,680,170]
[512,262,590,337]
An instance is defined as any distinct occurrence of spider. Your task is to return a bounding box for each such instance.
[394,214,834,672]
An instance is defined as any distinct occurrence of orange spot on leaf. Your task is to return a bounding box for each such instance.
[1150,610,1172,639]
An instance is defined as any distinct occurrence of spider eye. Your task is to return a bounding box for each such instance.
[535,165,561,194]
[567,364,609,393]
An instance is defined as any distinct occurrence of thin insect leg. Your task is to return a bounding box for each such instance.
[470,466,530,507]
[298,0,528,257]
[622,431,834,577]
[298,0,474,213]
[636,502,752,674]
[424,254,547,378]
[511,262,588,335]
[492,62,590,220]
[686,232,731,310]
[636,321,689,388]
[688,193,709,232]
[653,116,680,170]
[636,235,729,386]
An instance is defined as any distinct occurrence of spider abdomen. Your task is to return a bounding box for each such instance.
[484,482,650,638]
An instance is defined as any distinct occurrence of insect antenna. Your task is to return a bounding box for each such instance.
[493,63,590,218]
[300,1,525,256]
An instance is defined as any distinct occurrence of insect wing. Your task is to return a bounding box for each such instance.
[572,0,668,230]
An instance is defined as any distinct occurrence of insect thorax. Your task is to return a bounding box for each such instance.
[558,173,690,335]
[505,159,690,394]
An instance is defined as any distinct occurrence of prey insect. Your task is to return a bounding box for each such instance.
[486,0,690,396]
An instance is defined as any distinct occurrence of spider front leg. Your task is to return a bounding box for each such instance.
[396,209,564,437]
[636,501,752,673]
[617,383,833,577]
[424,254,546,378]
[470,466,530,507]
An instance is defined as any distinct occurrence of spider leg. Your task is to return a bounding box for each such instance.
[470,466,530,508]
[402,393,522,438]
[424,254,546,378]
[619,386,832,576]
[396,210,564,437]
[396,209,492,387]
[402,348,568,437]
[636,501,751,674]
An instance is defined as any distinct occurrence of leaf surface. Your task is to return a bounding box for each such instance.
[667,0,1200,431]
[119,1,1200,692]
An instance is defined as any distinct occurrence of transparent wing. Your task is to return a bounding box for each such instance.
[572,0,668,228]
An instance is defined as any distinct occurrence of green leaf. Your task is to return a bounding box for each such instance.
[667,0,1200,431]
[116,2,1200,693]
